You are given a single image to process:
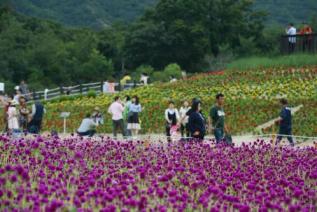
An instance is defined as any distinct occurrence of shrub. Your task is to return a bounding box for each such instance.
[87,89,97,98]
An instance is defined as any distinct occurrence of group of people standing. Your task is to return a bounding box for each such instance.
[165,93,294,146]
[76,92,294,146]
[286,22,313,53]
[77,95,142,138]
[2,95,45,135]
[165,93,230,143]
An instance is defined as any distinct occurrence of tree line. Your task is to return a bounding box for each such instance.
[0,0,316,93]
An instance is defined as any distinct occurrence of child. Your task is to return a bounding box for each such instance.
[170,125,180,142]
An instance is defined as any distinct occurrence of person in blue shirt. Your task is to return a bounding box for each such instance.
[127,95,142,137]
[275,99,294,146]
[188,100,206,141]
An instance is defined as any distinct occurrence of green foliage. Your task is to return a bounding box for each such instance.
[9,0,317,29]
[254,0,317,25]
[163,63,182,79]
[131,65,155,80]
[227,54,317,71]
[151,63,182,82]
[87,89,97,98]
[10,0,157,28]
[124,0,266,72]
[0,8,114,92]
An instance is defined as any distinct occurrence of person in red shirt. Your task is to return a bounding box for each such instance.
[299,23,313,52]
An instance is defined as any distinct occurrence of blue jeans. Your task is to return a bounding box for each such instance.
[214,128,224,144]
[77,130,96,137]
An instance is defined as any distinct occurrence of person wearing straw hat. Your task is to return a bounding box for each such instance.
[275,99,294,146]
[18,96,30,131]
[92,106,104,126]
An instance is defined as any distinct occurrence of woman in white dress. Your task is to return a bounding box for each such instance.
[7,101,19,133]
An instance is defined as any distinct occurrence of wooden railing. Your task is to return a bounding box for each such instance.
[25,81,144,102]
[280,33,317,54]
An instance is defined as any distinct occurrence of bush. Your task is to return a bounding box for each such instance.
[132,65,155,81]
[87,89,97,98]
[151,63,183,82]
[151,71,166,82]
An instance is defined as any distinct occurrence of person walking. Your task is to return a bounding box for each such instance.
[188,100,206,141]
[165,101,180,142]
[108,96,126,139]
[127,96,142,138]
[275,99,295,146]
[179,100,190,139]
[209,93,229,144]
[7,100,20,134]
[28,101,45,134]
[18,96,30,131]
[77,113,97,137]
[286,23,297,54]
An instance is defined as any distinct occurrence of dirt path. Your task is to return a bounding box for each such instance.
[57,133,316,148]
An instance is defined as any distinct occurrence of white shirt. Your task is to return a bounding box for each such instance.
[287,27,296,43]
[170,78,177,83]
[140,75,149,85]
[179,107,190,125]
[78,118,97,133]
[108,101,124,120]
[165,108,180,123]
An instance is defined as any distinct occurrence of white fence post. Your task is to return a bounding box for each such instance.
[44,89,49,101]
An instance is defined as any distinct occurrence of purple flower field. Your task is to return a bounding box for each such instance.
[0,136,316,211]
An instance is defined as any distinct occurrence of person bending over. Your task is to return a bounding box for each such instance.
[77,113,97,137]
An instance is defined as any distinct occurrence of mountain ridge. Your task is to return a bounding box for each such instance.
[8,0,317,29]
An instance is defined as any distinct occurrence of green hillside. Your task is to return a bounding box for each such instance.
[10,0,156,28]
[1,66,313,137]
[9,0,317,28]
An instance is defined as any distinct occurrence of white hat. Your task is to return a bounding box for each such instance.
[15,86,20,90]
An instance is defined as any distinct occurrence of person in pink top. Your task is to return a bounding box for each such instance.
[108,96,126,139]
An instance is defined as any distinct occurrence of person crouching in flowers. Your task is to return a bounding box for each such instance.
[188,100,206,141]
[127,96,142,138]
[77,113,97,137]
[165,101,180,142]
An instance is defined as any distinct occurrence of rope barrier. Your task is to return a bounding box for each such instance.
[257,134,317,140]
